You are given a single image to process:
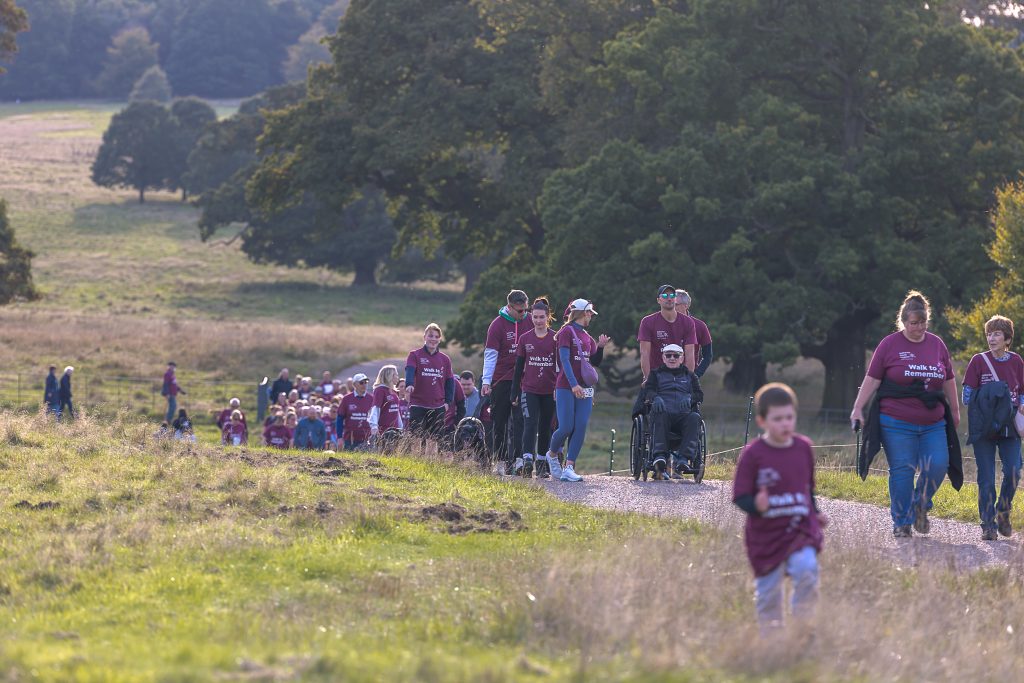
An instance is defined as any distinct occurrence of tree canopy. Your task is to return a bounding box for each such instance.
[0,0,27,71]
[0,198,36,304]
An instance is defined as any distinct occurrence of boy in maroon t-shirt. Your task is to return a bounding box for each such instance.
[264,415,292,449]
[733,383,827,631]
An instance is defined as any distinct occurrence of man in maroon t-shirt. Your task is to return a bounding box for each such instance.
[481,289,529,473]
[162,362,186,424]
[338,373,374,450]
[677,289,713,378]
[637,285,697,380]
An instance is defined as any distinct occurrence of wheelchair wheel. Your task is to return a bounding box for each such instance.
[693,420,707,484]
[630,415,646,481]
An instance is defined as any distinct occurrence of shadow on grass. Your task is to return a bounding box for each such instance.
[72,199,196,236]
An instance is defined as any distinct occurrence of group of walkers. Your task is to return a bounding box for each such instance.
[43,365,75,419]
[732,290,1024,631]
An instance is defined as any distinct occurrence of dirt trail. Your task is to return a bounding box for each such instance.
[539,476,1024,571]
[337,358,405,382]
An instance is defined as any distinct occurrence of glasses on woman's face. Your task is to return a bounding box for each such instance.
[660,292,677,300]
[663,353,681,359]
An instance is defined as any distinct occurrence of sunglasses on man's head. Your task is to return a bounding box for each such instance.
[660,292,677,299]
[663,353,681,359]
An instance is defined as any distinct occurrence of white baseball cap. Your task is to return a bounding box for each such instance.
[568,298,598,315]
[662,344,684,354]
[353,373,370,383]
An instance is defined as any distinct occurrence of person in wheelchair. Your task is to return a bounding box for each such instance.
[632,344,703,479]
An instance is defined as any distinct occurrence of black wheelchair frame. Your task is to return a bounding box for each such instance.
[629,405,707,483]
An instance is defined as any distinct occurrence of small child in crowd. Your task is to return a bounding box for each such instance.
[732,382,827,632]
[221,409,248,446]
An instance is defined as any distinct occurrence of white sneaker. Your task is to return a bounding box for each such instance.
[513,457,524,475]
[546,452,563,479]
[560,463,582,482]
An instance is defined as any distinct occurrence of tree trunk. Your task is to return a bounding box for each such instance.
[460,255,486,294]
[138,187,145,204]
[724,356,767,395]
[352,260,377,287]
[181,188,188,202]
[802,316,871,415]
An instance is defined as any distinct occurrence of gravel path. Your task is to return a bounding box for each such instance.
[538,475,1024,571]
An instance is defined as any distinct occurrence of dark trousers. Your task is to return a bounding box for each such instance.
[59,397,74,419]
[409,406,445,439]
[522,391,556,458]
[490,380,522,465]
[651,411,701,461]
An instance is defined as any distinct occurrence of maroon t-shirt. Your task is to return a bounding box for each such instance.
[517,328,558,395]
[399,398,410,425]
[555,324,597,390]
[485,313,525,383]
[163,370,180,397]
[221,422,247,446]
[636,312,698,373]
[339,392,374,442]
[733,434,823,577]
[445,380,466,428]
[406,347,454,409]
[867,331,954,425]
[264,424,292,448]
[373,385,403,430]
[964,351,1024,405]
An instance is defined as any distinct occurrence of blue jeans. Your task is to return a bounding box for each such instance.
[548,388,593,464]
[973,435,1022,531]
[166,395,177,423]
[754,546,819,631]
[880,414,948,527]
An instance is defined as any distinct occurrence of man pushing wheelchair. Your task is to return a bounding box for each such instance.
[632,344,704,480]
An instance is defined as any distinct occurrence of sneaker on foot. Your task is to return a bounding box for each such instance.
[998,513,1013,537]
[893,525,913,538]
[546,452,563,479]
[982,527,999,541]
[913,507,930,535]
[522,456,534,478]
[652,455,668,480]
[560,463,582,482]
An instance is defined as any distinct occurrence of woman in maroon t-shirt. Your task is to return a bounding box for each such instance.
[369,365,404,439]
[850,291,960,538]
[962,315,1024,540]
[405,323,455,451]
[511,297,559,478]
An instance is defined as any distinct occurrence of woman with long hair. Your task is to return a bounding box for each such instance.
[851,291,961,538]
[512,297,558,478]
[369,364,404,438]
[545,299,610,482]
[405,323,455,451]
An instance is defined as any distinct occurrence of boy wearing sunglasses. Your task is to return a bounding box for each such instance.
[637,285,697,380]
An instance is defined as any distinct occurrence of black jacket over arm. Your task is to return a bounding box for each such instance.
[857,379,963,490]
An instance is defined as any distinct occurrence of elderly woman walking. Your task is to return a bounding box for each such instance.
[962,315,1024,540]
[851,291,962,538]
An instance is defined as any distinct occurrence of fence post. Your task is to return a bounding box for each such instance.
[17,373,21,406]
[743,396,754,445]
[257,377,269,423]
[608,428,616,475]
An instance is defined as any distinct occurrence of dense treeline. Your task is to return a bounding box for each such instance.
[0,0,348,99]
[235,0,1024,409]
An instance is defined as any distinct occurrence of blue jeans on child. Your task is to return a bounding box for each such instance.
[754,546,819,629]
[973,435,1022,531]
[879,414,948,528]
[548,388,593,464]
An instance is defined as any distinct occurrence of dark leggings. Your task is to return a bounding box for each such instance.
[521,391,555,459]
[409,406,445,439]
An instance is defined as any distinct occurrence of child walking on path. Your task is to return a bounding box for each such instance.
[732,383,827,631]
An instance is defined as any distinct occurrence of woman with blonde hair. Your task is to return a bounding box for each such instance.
[369,364,404,437]
[851,291,961,538]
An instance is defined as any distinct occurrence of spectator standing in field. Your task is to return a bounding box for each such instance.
[637,285,697,380]
[546,299,609,482]
[369,365,404,437]
[482,289,530,474]
[339,373,374,450]
[460,371,481,420]
[44,365,59,414]
[217,398,246,430]
[962,315,1024,540]
[161,362,186,423]
[324,403,339,448]
[269,369,293,403]
[406,323,456,451]
[221,410,248,446]
[732,383,826,632]
[512,297,558,478]
[172,409,195,442]
[851,291,962,538]
[677,289,714,378]
[58,366,75,419]
[396,379,411,425]
[264,414,292,449]
[293,406,326,450]
[318,371,335,396]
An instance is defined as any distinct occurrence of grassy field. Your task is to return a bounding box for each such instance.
[3,411,1024,682]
